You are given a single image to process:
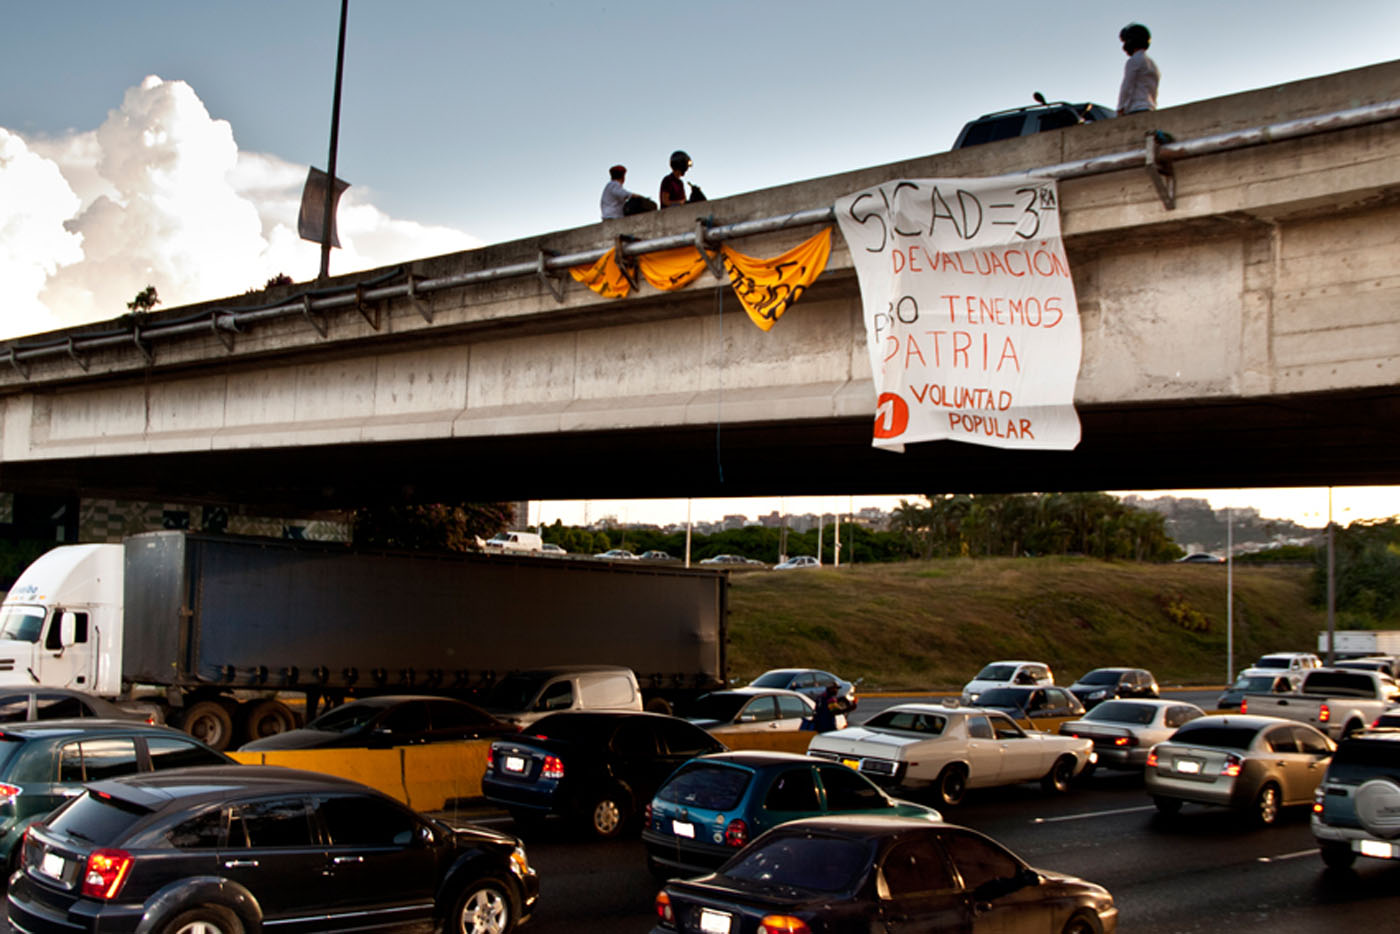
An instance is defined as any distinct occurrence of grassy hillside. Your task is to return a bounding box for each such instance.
[726,557,1323,689]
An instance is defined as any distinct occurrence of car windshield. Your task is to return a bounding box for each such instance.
[865,710,946,734]
[307,701,392,732]
[975,664,1018,681]
[1231,676,1281,692]
[656,762,752,810]
[683,694,750,722]
[1084,701,1156,725]
[482,673,551,712]
[1328,739,1400,784]
[1079,670,1123,685]
[721,834,869,894]
[976,688,1031,707]
[1171,723,1261,751]
[0,606,45,644]
[750,672,794,689]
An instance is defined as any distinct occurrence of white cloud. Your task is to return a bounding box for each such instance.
[0,76,482,341]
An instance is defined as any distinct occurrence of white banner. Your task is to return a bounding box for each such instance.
[835,177,1082,452]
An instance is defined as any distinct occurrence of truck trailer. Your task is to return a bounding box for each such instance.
[0,532,728,749]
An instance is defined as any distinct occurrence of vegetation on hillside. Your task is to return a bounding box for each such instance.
[1309,518,1400,626]
[725,557,1324,690]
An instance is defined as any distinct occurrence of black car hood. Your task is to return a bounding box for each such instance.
[437,819,519,849]
[240,728,348,751]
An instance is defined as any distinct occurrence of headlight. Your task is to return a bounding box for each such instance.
[1089,690,1107,699]
[509,845,532,878]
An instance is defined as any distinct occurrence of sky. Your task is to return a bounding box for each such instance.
[1,1,1398,528]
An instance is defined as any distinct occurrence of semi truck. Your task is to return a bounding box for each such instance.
[1317,630,1400,658]
[0,531,728,749]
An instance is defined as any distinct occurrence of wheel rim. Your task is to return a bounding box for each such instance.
[1056,760,1073,788]
[1259,786,1278,824]
[174,922,226,934]
[942,771,965,803]
[593,799,622,835]
[188,714,225,747]
[459,887,509,934]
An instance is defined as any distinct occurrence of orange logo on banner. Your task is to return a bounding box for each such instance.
[874,393,909,439]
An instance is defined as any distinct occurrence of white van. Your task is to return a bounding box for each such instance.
[480,531,544,555]
[480,666,643,728]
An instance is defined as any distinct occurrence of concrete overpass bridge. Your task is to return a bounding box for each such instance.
[1,62,1398,513]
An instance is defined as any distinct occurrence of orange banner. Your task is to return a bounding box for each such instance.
[569,248,632,299]
[721,228,831,331]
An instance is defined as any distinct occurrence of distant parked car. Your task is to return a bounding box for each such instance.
[0,686,158,724]
[1144,714,1335,825]
[642,752,941,877]
[651,816,1119,934]
[1177,552,1226,564]
[9,765,539,934]
[681,688,816,732]
[1249,651,1323,672]
[699,554,751,566]
[638,550,675,561]
[1059,699,1206,771]
[952,98,1115,149]
[240,694,513,751]
[809,703,1095,807]
[1335,656,1400,680]
[482,711,725,838]
[540,543,567,556]
[774,555,820,570]
[975,686,1085,720]
[961,660,1054,704]
[0,719,231,871]
[1217,668,1301,711]
[747,668,858,710]
[1068,667,1160,708]
[593,548,638,560]
[1312,730,1400,868]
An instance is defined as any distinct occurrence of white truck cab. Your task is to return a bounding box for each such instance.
[0,544,123,696]
[480,531,544,555]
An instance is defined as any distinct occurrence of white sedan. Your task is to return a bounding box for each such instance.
[808,702,1095,806]
[1058,699,1206,771]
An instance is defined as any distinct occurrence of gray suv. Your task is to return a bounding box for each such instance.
[1312,730,1400,869]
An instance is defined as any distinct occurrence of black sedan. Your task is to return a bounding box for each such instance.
[483,711,725,838]
[976,685,1086,720]
[652,815,1116,934]
[240,694,514,750]
[9,765,538,934]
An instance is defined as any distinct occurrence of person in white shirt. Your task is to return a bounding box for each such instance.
[1117,23,1160,115]
[600,164,634,220]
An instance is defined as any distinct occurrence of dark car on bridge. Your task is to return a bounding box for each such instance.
[8,765,539,934]
[651,815,1117,934]
[953,98,1114,149]
[483,711,725,839]
[239,694,514,751]
[0,719,231,874]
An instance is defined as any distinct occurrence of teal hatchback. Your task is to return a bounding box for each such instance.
[642,751,941,878]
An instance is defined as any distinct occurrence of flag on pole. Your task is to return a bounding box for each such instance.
[298,167,350,248]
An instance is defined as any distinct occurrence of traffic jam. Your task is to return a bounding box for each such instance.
[4,657,1400,931]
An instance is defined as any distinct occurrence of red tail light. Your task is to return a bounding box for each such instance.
[654,890,674,924]
[485,747,495,769]
[644,803,653,825]
[724,818,748,847]
[0,782,20,804]
[542,755,564,780]
[1145,749,1159,768]
[1240,698,1248,715]
[760,916,811,934]
[82,849,134,900]
[1221,754,1243,778]
[1319,704,1330,724]
[1113,736,1137,747]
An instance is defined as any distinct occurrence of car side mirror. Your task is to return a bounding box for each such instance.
[416,824,435,847]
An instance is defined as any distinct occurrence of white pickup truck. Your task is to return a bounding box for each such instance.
[1243,668,1400,740]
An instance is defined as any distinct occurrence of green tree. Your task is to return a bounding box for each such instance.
[351,502,514,552]
[126,285,160,312]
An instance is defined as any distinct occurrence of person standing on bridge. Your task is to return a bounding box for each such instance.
[600,165,635,220]
[1116,22,1160,115]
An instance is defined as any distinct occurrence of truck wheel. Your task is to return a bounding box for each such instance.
[1152,795,1182,816]
[1319,842,1356,870]
[447,877,515,934]
[240,700,297,741]
[580,787,630,839]
[177,701,235,751]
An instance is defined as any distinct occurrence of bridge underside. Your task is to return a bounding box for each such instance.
[3,386,1393,514]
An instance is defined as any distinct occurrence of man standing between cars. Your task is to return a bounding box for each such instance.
[660,150,691,208]
[600,164,634,220]
[1117,23,1160,115]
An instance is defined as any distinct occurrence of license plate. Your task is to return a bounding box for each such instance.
[672,820,695,839]
[841,758,861,770]
[699,908,732,934]
[504,755,526,773]
[1176,759,1201,774]
[1359,839,1397,859]
[40,851,65,880]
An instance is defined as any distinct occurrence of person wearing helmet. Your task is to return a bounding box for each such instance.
[660,150,691,208]
[600,164,635,220]
[1117,23,1160,116]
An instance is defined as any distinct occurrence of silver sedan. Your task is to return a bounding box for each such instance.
[1144,714,1335,826]
[1059,699,1205,771]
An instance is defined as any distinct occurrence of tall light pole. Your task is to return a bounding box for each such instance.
[1326,487,1336,664]
[319,0,349,282]
[1226,507,1233,684]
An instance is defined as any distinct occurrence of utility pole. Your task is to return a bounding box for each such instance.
[319,0,349,282]
[1326,488,1336,664]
